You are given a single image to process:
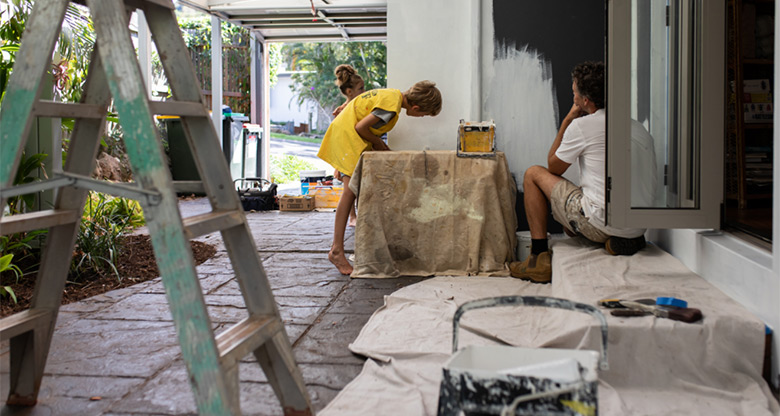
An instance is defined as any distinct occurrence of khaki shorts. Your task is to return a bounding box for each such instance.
[550,179,610,244]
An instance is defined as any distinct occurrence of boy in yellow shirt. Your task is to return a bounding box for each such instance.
[318,81,442,275]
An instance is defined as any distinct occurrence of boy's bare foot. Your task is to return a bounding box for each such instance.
[329,248,354,275]
[348,217,357,228]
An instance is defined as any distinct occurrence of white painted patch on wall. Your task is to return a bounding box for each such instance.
[484,42,570,191]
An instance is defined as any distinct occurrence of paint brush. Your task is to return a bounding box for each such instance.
[620,300,703,323]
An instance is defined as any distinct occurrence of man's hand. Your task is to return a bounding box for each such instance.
[565,103,587,121]
[547,103,582,170]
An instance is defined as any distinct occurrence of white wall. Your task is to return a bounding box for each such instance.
[387,0,568,189]
[387,0,479,150]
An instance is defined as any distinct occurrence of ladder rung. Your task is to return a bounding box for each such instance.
[0,209,81,236]
[124,0,175,11]
[217,315,282,369]
[33,100,105,119]
[0,309,53,341]
[149,100,208,117]
[173,181,205,194]
[183,210,244,239]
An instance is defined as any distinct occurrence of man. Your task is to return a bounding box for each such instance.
[510,61,648,284]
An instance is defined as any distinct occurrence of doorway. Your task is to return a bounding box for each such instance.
[725,0,774,242]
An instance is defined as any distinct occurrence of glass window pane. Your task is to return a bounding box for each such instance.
[630,0,700,209]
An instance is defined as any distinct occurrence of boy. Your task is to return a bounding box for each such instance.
[318,81,442,275]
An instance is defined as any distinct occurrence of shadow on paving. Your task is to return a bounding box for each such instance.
[0,198,425,415]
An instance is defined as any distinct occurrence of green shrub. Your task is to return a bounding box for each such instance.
[269,154,318,184]
[71,192,144,281]
[0,230,46,278]
[0,254,20,304]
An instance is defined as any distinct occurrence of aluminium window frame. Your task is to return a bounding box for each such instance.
[606,0,724,229]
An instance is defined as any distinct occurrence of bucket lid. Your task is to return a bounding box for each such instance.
[299,170,326,178]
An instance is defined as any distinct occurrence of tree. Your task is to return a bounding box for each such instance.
[1,1,94,104]
[283,41,387,122]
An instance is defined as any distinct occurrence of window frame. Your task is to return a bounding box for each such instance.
[606,0,725,229]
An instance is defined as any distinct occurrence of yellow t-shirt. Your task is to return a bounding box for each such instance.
[317,89,403,176]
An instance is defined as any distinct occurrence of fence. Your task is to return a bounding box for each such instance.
[189,44,251,115]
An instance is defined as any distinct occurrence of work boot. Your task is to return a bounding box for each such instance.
[509,251,552,284]
[605,235,646,256]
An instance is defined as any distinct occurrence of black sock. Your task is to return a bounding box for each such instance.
[531,239,548,255]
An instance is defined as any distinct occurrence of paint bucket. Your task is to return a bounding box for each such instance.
[516,231,532,262]
[437,296,608,416]
[516,231,551,262]
[299,170,327,195]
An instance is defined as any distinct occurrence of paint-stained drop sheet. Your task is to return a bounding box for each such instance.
[349,151,517,278]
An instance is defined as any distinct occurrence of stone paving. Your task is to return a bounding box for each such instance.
[0,198,424,415]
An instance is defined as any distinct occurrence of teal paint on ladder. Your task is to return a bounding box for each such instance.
[0,88,37,183]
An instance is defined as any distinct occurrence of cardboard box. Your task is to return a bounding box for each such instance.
[743,79,771,93]
[309,186,343,209]
[278,195,315,211]
[744,102,773,123]
[743,92,773,103]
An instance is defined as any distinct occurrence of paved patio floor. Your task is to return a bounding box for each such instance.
[1,197,424,415]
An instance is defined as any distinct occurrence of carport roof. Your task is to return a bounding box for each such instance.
[178,0,387,42]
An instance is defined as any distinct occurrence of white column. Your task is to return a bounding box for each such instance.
[137,10,152,99]
[211,15,223,144]
[261,41,271,180]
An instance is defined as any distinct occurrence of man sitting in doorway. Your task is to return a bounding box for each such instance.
[510,61,648,284]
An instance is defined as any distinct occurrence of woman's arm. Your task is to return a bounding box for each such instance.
[355,114,390,150]
[332,101,348,117]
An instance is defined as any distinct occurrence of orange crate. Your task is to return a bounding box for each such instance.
[309,186,343,209]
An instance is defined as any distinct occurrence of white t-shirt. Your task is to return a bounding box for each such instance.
[555,109,646,238]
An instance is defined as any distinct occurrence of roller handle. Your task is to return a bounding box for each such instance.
[452,296,609,371]
[663,307,703,323]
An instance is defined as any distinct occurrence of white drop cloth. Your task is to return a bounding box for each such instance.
[321,239,780,416]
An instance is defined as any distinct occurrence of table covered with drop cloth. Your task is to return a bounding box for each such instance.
[348,150,517,278]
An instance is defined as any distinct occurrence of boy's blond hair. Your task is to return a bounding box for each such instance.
[404,81,442,116]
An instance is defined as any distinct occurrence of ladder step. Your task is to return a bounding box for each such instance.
[173,180,205,194]
[124,0,175,11]
[0,209,81,236]
[149,100,208,117]
[183,210,244,239]
[217,315,282,369]
[34,100,105,119]
[0,309,53,341]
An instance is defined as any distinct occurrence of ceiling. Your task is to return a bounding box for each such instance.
[177,0,387,43]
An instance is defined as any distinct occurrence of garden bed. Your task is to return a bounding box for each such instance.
[0,234,216,318]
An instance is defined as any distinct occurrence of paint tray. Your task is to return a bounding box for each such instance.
[457,119,496,158]
[437,296,608,416]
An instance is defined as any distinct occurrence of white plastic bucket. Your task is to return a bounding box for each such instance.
[516,231,532,262]
[298,170,326,180]
[516,231,551,262]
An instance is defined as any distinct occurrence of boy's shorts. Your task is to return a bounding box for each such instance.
[550,179,610,244]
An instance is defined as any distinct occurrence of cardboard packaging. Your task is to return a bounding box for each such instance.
[278,195,315,211]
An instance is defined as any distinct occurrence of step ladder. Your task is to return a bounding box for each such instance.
[0,0,313,414]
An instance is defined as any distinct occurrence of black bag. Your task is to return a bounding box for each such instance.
[235,178,278,211]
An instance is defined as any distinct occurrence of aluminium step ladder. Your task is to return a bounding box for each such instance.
[0,0,313,414]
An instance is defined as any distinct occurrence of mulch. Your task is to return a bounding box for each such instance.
[0,234,216,318]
